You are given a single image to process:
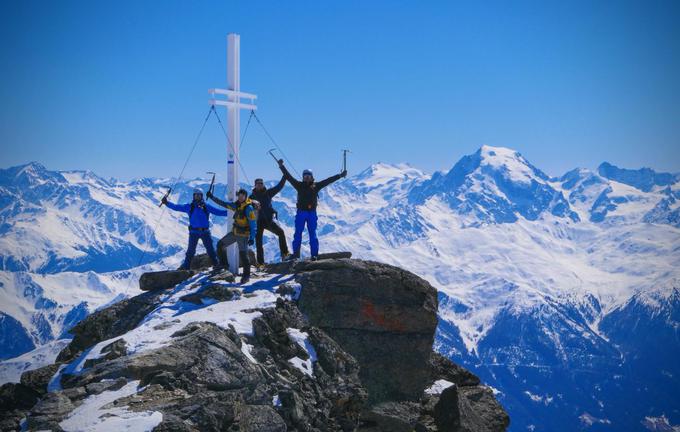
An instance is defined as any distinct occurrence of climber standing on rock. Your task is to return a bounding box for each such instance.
[250,176,290,266]
[277,159,346,260]
[162,188,227,270]
[206,188,257,284]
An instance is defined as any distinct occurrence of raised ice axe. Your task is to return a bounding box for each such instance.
[267,148,279,164]
[206,171,216,196]
[342,149,350,172]
[158,187,172,207]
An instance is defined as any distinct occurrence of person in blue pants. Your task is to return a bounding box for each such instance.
[277,159,346,259]
[161,188,228,270]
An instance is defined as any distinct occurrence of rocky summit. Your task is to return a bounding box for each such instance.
[0,257,509,431]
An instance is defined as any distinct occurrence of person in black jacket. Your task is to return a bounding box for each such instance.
[278,159,346,259]
[250,176,290,265]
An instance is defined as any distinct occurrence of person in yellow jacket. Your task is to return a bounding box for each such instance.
[206,188,257,283]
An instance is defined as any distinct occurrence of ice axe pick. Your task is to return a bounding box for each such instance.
[206,171,216,195]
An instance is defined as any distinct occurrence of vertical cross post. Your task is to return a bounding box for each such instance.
[227,33,239,206]
[226,34,240,276]
[209,33,257,276]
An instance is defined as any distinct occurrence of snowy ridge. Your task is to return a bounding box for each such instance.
[44,270,295,431]
[1,148,679,431]
[62,272,287,378]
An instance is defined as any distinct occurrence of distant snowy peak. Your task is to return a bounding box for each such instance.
[557,164,680,225]
[598,162,680,192]
[559,168,605,190]
[409,145,578,224]
[328,162,428,213]
[352,162,427,189]
[583,162,680,227]
[0,162,68,193]
[0,162,55,182]
[558,168,612,221]
[0,162,183,274]
[477,145,550,184]
[60,170,112,188]
[644,188,680,228]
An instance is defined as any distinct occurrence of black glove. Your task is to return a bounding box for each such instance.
[248,238,254,246]
[341,170,347,178]
[206,190,213,200]
[161,196,168,205]
[278,159,284,167]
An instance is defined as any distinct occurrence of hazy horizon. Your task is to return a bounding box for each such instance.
[2,1,679,181]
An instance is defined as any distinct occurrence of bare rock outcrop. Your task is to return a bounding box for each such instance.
[1,258,508,432]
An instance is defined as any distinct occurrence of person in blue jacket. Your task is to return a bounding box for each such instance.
[161,188,228,270]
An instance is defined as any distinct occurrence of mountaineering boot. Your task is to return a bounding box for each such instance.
[239,251,251,284]
[287,251,300,261]
[240,272,250,284]
[210,263,225,275]
[281,252,292,262]
[310,256,319,261]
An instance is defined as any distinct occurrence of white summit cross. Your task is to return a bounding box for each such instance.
[209,33,257,275]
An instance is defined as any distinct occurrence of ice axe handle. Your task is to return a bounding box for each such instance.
[342,150,350,172]
[159,188,172,207]
[207,173,216,195]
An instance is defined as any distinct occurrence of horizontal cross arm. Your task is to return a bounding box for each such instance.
[209,88,258,101]
[209,99,258,111]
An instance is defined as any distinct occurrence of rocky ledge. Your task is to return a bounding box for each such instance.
[0,258,509,432]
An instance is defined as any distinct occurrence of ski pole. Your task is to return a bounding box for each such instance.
[267,149,279,163]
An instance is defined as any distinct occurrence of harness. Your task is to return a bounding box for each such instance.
[189,201,210,218]
[298,182,319,210]
[233,205,244,219]
[188,201,210,232]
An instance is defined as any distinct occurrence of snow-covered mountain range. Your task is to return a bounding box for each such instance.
[1,146,678,431]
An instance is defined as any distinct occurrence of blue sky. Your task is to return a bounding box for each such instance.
[1,0,679,181]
